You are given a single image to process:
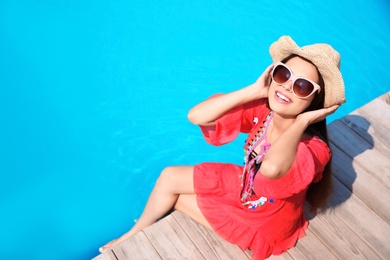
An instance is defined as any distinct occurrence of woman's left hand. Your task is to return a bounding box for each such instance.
[250,64,274,99]
[297,104,340,125]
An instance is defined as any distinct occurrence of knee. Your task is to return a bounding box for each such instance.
[156,166,194,193]
[157,166,179,186]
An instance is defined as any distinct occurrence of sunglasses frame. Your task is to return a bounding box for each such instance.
[271,61,321,99]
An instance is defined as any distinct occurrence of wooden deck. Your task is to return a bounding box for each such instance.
[93,92,390,260]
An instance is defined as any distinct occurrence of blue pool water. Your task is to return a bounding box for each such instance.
[0,1,389,259]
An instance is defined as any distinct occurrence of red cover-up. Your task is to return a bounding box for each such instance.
[193,96,331,259]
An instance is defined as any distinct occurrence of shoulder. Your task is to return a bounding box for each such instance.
[299,136,331,167]
[244,98,270,122]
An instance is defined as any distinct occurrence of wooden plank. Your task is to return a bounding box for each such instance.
[92,250,117,260]
[353,92,390,131]
[342,111,390,157]
[142,214,206,259]
[112,232,161,260]
[328,177,390,258]
[244,249,254,259]
[172,212,332,260]
[379,91,390,104]
[330,143,390,223]
[171,211,250,259]
[328,120,390,190]
[268,253,294,260]
[306,205,381,259]
[287,228,337,260]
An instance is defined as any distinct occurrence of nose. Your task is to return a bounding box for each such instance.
[281,79,293,92]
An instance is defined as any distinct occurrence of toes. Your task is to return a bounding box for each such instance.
[99,239,116,253]
[99,245,110,253]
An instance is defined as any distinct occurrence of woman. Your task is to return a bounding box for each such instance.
[100,36,346,259]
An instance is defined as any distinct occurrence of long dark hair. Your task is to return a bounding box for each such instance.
[282,54,333,214]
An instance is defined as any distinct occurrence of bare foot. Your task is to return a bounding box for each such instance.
[99,219,141,253]
[99,232,133,253]
[99,234,130,253]
[99,239,117,253]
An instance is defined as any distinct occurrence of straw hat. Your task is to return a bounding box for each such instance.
[269,36,346,107]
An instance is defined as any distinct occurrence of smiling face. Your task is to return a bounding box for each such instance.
[268,56,320,118]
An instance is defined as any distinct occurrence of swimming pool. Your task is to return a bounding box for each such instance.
[0,1,389,259]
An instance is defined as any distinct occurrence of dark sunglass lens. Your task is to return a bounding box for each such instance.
[273,65,290,84]
[294,79,314,97]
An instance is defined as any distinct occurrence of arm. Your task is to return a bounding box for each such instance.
[260,105,339,179]
[187,64,273,126]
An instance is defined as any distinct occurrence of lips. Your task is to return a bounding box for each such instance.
[275,91,292,104]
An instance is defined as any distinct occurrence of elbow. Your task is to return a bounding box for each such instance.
[187,107,213,126]
[187,108,200,125]
[260,161,284,179]
[188,107,215,126]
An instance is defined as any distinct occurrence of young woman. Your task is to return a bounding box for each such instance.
[100,36,346,259]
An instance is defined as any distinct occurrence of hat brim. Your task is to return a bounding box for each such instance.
[269,36,345,107]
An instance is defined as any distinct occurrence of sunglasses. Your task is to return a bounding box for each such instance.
[271,61,321,99]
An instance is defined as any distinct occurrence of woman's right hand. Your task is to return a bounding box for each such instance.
[250,64,274,99]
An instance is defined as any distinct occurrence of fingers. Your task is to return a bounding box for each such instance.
[252,63,275,99]
[324,104,340,117]
[267,63,275,72]
[265,64,274,85]
[257,64,274,81]
[319,105,339,121]
[298,104,340,125]
[264,63,274,78]
[257,64,274,87]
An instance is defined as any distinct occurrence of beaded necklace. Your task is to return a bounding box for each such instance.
[240,111,274,209]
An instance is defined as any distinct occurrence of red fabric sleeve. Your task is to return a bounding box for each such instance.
[253,137,331,199]
[200,94,270,146]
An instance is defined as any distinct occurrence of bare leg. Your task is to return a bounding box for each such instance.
[100,166,198,252]
[175,194,212,230]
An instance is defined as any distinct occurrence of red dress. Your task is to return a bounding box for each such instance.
[193,96,331,259]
